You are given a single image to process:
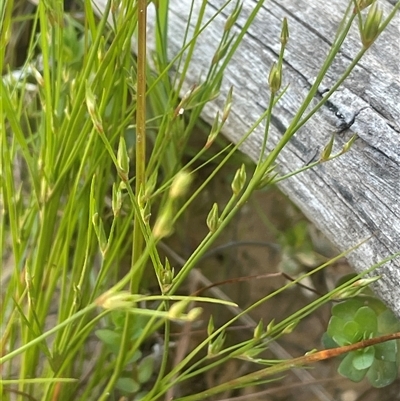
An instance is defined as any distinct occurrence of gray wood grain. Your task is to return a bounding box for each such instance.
[93,0,400,318]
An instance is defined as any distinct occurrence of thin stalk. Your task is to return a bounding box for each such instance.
[98,3,148,398]
[132,0,147,288]
[258,92,275,166]
[144,302,171,401]
[170,0,197,97]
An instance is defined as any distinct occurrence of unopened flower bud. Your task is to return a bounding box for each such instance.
[224,2,242,32]
[320,135,335,162]
[222,86,233,123]
[112,182,123,216]
[354,0,374,12]
[266,319,275,335]
[85,84,103,133]
[341,134,358,154]
[212,36,234,65]
[153,210,173,239]
[98,291,133,309]
[170,171,192,199]
[206,203,220,233]
[280,18,289,47]
[268,62,282,94]
[360,2,383,48]
[206,111,220,149]
[186,307,202,321]
[207,316,215,336]
[161,258,174,293]
[92,213,108,254]
[168,300,189,319]
[231,164,246,195]
[117,136,130,181]
[208,331,226,356]
[281,320,299,334]
[253,319,264,340]
[331,276,380,299]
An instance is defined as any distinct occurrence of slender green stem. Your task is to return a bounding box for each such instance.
[144,302,171,401]
[98,2,148,399]
[132,0,147,287]
[258,92,275,166]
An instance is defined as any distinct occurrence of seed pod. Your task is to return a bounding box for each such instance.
[320,135,335,162]
[253,319,264,340]
[360,2,383,48]
[224,1,242,32]
[280,18,289,47]
[208,331,226,356]
[117,136,130,181]
[206,203,220,233]
[268,62,282,94]
[231,164,247,196]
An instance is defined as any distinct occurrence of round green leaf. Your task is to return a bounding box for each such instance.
[327,316,347,346]
[366,360,398,388]
[377,309,400,334]
[95,329,121,346]
[127,350,143,365]
[354,306,377,335]
[322,332,338,349]
[95,329,121,354]
[138,355,155,384]
[116,377,140,393]
[338,353,368,382]
[134,391,149,401]
[374,340,398,363]
[360,296,389,316]
[352,347,375,370]
[332,299,364,321]
[111,310,127,329]
[342,321,362,344]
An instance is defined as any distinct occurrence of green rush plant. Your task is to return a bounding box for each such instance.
[1,0,400,400]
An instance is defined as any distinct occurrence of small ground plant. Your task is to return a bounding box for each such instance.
[1,0,400,400]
